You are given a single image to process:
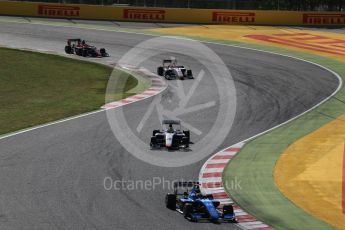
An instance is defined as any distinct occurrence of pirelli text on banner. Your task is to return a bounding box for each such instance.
[303,13,345,25]
[123,9,165,21]
[38,4,80,17]
[212,11,255,23]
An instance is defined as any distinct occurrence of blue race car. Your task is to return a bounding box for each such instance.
[165,181,237,223]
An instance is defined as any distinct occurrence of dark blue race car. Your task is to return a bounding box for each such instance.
[165,181,237,223]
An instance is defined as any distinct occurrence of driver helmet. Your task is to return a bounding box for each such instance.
[193,185,201,193]
[167,124,174,133]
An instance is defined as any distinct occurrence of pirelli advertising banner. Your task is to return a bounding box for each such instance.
[0,1,345,26]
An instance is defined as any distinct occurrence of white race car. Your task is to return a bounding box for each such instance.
[150,120,190,150]
[157,59,194,80]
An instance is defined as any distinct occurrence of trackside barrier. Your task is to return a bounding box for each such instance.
[0,1,345,25]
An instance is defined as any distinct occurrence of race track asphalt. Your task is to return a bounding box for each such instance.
[0,19,339,230]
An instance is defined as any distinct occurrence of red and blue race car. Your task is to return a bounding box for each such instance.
[165,181,237,223]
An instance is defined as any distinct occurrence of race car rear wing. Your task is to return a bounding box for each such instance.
[162,120,181,125]
[163,59,177,66]
[67,38,81,42]
[173,181,200,194]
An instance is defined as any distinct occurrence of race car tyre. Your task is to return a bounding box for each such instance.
[75,49,81,56]
[65,46,73,54]
[183,203,193,219]
[150,136,157,147]
[82,49,88,57]
[165,194,176,210]
[157,67,164,76]
[152,130,160,136]
[182,137,189,148]
[100,48,106,55]
[223,204,237,222]
[206,194,214,200]
[90,51,98,57]
[223,204,234,216]
[187,70,194,79]
[165,74,172,80]
[183,131,190,141]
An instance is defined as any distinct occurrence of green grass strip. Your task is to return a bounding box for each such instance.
[0,47,149,136]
